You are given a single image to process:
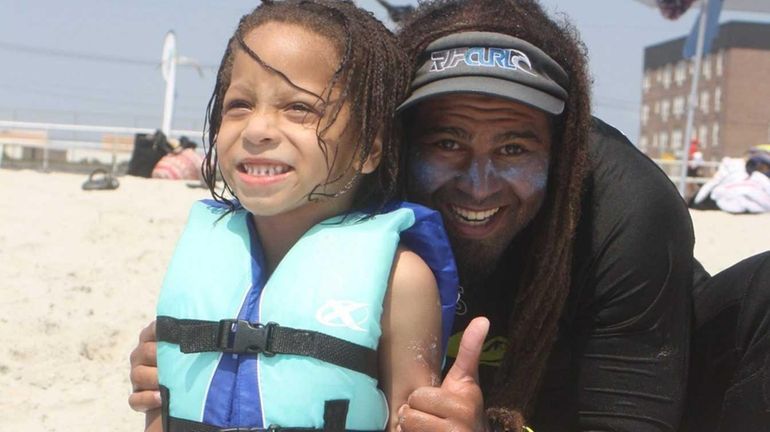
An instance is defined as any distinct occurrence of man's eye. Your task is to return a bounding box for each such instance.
[499,144,527,156]
[434,139,460,151]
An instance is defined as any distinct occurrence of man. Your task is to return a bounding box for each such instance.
[393,2,690,430]
[130,1,770,430]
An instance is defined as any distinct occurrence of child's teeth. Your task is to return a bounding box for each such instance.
[244,164,288,176]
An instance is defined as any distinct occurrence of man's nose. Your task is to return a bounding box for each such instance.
[242,109,281,147]
[456,157,504,201]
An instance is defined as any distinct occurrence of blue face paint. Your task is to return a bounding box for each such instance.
[496,158,549,199]
[408,148,456,197]
[406,94,553,253]
[453,157,504,199]
[409,145,549,208]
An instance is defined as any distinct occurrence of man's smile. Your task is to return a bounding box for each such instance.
[442,203,510,239]
[449,205,501,225]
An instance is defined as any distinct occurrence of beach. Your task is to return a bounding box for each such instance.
[1,168,768,431]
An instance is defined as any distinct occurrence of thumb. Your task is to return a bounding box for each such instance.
[443,317,489,386]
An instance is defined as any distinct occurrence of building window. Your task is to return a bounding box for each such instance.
[654,101,660,115]
[675,61,687,86]
[643,73,652,93]
[700,91,710,114]
[653,134,659,149]
[640,135,649,151]
[716,51,724,77]
[699,125,709,148]
[702,56,712,80]
[641,104,650,126]
[656,69,662,83]
[663,64,673,89]
[714,87,722,112]
[674,96,685,118]
[661,99,671,122]
[672,129,683,150]
[712,123,720,148]
[660,132,669,151]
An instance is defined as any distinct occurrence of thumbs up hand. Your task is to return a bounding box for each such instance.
[398,317,491,432]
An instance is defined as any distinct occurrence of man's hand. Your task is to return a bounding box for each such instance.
[398,317,490,432]
[128,320,162,412]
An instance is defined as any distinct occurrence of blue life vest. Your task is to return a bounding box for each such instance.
[156,200,458,431]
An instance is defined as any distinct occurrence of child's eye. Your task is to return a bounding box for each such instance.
[224,100,251,113]
[285,103,321,124]
[289,103,314,113]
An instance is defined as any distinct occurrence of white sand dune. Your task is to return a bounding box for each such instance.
[0,168,767,431]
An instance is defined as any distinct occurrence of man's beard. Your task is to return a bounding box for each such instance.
[448,233,509,289]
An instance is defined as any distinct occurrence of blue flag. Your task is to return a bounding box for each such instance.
[683,0,724,58]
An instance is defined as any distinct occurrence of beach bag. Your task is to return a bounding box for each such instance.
[151,148,203,180]
[127,131,172,178]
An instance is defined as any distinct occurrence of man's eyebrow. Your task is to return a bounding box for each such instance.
[494,129,543,144]
[421,126,471,140]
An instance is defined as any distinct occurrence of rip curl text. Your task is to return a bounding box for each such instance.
[429,47,537,76]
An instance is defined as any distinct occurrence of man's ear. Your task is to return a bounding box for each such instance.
[359,134,383,174]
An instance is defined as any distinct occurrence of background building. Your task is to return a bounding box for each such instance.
[640,21,770,161]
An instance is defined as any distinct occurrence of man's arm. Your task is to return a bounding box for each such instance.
[570,204,692,432]
[128,320,162,430]
[537,119,693,431]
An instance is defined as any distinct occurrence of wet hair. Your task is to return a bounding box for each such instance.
[398,0,591,428]
[202,0,411,214]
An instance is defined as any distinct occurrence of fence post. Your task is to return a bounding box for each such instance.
[111,139,117,176]
[42,139,49,172]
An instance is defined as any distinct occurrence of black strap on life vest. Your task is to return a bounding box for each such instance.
[156,316,378,379]
[162,392,356,432]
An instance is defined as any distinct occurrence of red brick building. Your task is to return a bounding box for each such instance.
[640,21,770,160]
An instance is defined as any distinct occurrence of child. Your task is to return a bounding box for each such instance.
[150,1,458,431]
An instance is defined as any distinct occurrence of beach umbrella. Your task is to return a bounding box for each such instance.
[633,0,770,196]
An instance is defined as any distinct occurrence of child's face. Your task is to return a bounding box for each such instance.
[217,22,359,220]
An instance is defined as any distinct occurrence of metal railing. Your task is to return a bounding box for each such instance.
[0,120,203,173]
[0,120,727,192]
[650,158,721,186]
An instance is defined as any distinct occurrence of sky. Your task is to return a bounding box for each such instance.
[1,0,768,142]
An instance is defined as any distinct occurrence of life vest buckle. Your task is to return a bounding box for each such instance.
[218,319,277,356]
[217,426,280,432]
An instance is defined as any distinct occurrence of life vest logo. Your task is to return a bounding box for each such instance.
[429,47,537,76]
[315,300,370,332]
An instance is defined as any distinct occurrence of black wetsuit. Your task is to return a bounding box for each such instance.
[681,251,770,432]
[445,119,770,431]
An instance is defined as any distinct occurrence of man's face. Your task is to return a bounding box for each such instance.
[406,94,552,277]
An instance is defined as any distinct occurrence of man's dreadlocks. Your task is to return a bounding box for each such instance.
[399,1,592,428]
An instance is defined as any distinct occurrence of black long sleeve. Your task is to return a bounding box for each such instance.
[530,119,693,431]
[446,119,694,431]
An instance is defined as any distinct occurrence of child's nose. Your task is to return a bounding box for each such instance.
[242,110,281,147]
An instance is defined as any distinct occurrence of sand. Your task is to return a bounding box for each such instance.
[0,168,768,431]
